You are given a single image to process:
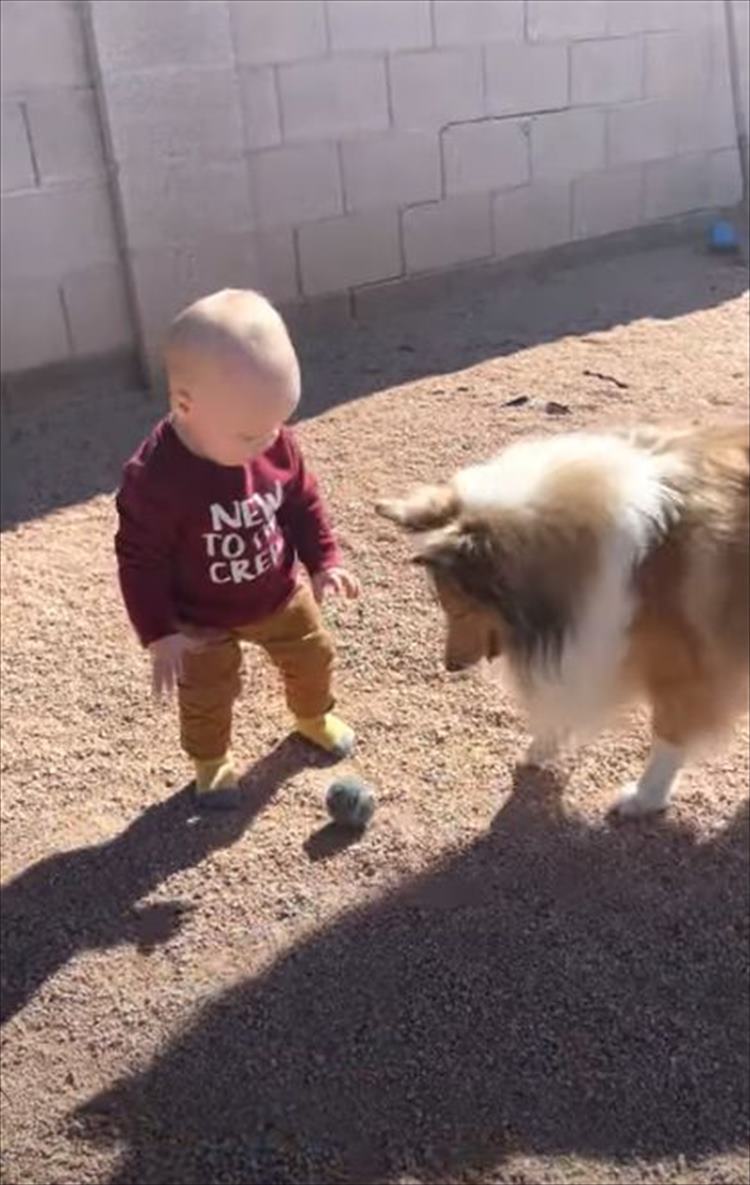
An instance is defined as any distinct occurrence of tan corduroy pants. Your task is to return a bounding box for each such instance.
[178,585,335,761]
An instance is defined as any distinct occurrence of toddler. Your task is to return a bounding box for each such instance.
[115,289,359,806]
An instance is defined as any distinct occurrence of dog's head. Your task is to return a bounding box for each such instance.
[415,528,506,672]
[376,478,588,674]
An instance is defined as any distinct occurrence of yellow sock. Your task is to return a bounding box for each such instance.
[295,713,355,759]
[192,755,240,806]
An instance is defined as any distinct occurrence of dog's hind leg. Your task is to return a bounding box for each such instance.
[614,681,720,816]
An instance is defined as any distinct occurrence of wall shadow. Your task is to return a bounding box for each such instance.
[2,241,747,530]
[71,767,749,1183]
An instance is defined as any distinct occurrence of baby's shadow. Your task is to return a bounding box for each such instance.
[1,736,317,1027]
[229,734,324,832]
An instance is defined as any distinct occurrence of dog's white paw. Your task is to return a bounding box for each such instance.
[613,781,668,818]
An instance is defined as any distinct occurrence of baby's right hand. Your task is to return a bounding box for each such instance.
[148,632,206,701]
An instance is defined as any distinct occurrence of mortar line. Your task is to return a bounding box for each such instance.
[19,101,41,187]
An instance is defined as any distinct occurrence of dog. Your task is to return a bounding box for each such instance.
[376,423,749,816]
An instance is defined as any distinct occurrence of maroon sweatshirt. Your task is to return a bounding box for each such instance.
[115,418,341,647]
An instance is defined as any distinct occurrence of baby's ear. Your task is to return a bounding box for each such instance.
[375,484,457,531]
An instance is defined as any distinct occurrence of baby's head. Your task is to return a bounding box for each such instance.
[164,288,301,467]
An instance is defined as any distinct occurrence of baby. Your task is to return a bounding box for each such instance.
[115,289,359,806]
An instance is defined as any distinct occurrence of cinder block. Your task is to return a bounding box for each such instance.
[103,68,244,165]
[328,1,431,51]
[278,56,388,142]
[607,0,681,35]
[1,184,118,281]
[390,49,484,131]
[402,193,492,272]
[676,86,737,153]
[341,131,441,211]
[238,67,282,151]
[298,209,401,295]
[528,0,608,41]
[253,227,299,303]
[89,0,233,74]
[443,119,529,195]
[708,147,743,205]
[26,89,104,183]
[61,263,132,355]
[0,277,70,371]
[493,180,571,257]
[644,153,711,218]
[572,165,644,238]
[607,99,678,165]
[571,37,643,106]
[485,43,568,117]
[672,0,713,28]
[644,31,711,96]
[250,142,342,228]
[434,1,524,45]
[738,78,750,129]
[731,0,750,60]
[531,109,606,179]
[128,232,262,362]
[118,159,253,250]
[1,103,35,193]
[230,0,327,65]
[0,0,88,92]
[707,0,730,71]
[733,0,750,35]
[739,68,750,137]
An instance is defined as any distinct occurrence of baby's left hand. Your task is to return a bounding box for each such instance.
[312,566,361,603]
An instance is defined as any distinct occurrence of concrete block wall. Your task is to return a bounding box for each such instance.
[1,0,747,382]
[0,0,133,374]
[729,0,749,173]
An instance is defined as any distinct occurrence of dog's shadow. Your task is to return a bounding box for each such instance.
[71,766,749,1184]
[0,736,315,1026]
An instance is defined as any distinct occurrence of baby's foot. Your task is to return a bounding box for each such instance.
[295,713,356,759]
[193,755,242,810]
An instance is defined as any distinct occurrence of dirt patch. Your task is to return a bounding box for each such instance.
[1,244,748,1185]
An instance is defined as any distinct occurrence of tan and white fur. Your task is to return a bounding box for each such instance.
[377,424,749,816]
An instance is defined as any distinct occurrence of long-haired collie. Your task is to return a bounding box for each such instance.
[377,424,749,816]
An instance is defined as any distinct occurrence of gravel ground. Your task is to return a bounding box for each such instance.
[1,243,748,1185]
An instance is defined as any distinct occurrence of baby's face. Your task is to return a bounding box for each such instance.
[174,352,300,467]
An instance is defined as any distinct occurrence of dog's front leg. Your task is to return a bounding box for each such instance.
[615,738,684,816]
[525,731,563,767]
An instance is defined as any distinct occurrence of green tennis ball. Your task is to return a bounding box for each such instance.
[326,776,376,829]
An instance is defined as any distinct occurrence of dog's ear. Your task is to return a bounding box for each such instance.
[375,485,457,531]
[413,523,488,576]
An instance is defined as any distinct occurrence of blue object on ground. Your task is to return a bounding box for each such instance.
[708,220,740,253]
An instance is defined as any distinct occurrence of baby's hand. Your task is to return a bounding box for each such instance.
[149,629,224,701]
[311,567,361,604]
